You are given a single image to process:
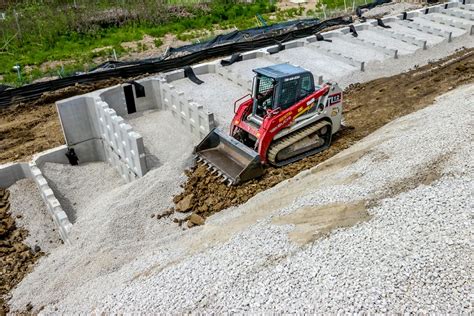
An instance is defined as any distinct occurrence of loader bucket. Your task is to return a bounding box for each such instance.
[195,128,264,185]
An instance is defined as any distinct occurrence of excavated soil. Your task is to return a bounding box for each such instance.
[0,188,43,314]
[0,79,122,165]
[173,48,474,224]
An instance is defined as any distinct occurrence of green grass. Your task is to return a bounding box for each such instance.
[0,0,357,85]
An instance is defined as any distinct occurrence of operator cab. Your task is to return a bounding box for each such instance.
[250,64,315,122]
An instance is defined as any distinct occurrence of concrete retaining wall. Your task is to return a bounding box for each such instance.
[159,78,215,142]
[56,88,148,182]
[94,97,147,181]
[0,147,73,245]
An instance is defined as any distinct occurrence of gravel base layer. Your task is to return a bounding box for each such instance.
[125,110,194,170]
[171,73,248,128]
[362,2,421,18]
[41,162,125,223]
[7,179,62,253]
[8,82,473,312]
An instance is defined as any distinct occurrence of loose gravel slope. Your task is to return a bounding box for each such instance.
[11,83,472,313]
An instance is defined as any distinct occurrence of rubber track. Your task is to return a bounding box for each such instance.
[267,120,331,165]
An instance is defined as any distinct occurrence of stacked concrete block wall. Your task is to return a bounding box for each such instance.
[100,85,128,116]
[56,87,148,182]
[159,77,215,142]
[132,78,161,112]
[93,97,147,182]
[0,147,73,245]
[31,148,73,244]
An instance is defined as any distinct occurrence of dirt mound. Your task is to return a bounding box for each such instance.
[0,188,44,314]
[0,79,123,165]
[172,48,474,226]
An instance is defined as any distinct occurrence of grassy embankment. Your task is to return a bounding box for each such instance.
[0,0,364,85]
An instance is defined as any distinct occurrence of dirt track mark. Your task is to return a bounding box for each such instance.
[273,201,370,245]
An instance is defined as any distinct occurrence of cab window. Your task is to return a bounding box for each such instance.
[279,78,299,110]
[299,74,313,99]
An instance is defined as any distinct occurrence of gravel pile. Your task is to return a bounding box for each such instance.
[126,110,194,170]
[41,162,125,223]
[8,179,62,253]
[8,113,197,312]
[171,73,248,129]
[9,83,472,312]
[362,2,421,18]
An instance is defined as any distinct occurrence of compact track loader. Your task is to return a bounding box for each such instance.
[195,64,343,185]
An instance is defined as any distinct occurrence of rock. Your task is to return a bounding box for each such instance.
[176,194,194,212]
[33,245,41,253]
[188,213,205,226]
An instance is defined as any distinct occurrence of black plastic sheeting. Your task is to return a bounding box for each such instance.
[0,16,351,108]
[356,0,392,17]
[168,18,322,56]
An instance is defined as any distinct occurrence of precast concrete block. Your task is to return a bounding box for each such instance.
[459,4,474,11]
[399,19,454,41]
[0,162,31,188]
[307,43,366,71]
[374,27,428,50]
[442,7,474,20]
[215,65,252,90]
[164,69,185,82]
[160,81,215,142]
[100,85,127,116]
[131,79,161,112]
[341,34,399,58]
[422,14,474,34]
[94,99,147,180]
[56,95,96,146]
[240,51,266,61]
[29,160,72,244]
[193,62,216,75]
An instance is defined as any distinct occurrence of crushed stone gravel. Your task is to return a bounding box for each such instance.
[7,179,62,253]
[41,162,125,223]
[8,82,473,313]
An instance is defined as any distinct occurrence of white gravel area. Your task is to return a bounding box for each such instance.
[9,82,473,312]
[125,110,194,170]
[7,179,62,253]
[388,21,446,46]
[356,29,419,55]
[315,36,389,61]
[414,15,467,37]
[171,73,248,128]
[275,46,356,79]
[362,2,421,18]
[226,58,274,81]
[41,162,125,223]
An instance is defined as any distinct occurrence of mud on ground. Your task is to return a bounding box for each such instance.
[0,188,43,314]
[173,48,474,226]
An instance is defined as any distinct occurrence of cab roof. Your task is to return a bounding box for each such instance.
[253,63,308,79]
